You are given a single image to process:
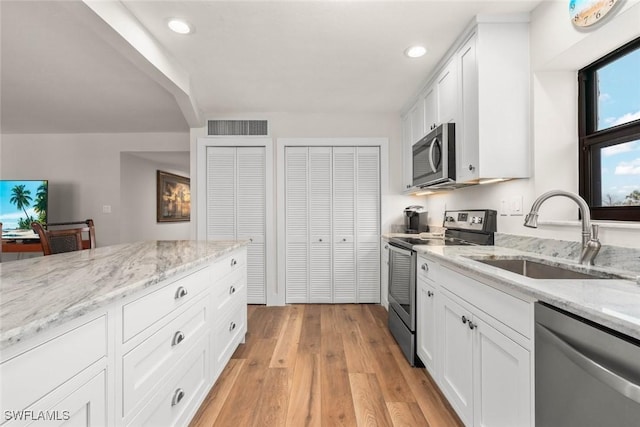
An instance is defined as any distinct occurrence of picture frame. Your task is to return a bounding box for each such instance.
[157,170,191,222]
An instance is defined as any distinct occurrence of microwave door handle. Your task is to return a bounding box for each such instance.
[428,137,439,173]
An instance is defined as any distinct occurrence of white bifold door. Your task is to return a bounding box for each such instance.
[285,146,380,303]
[206,146,266,304]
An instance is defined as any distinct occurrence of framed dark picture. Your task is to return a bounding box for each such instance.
[157,171,191,222]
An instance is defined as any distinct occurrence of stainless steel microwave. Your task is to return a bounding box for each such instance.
[412,123,456,188]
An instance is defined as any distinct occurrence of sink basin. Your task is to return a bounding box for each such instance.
[474,258,614,280]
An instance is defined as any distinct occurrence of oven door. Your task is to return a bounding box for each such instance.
[387,243,417,331]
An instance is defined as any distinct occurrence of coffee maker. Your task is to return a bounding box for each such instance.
[404,206,429,234]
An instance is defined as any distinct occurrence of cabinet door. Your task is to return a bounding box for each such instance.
[401,114,414,191]
[332,147,356,303]
[237,147,267,304]
[417,280,438,378]
[440,292,473,426]
[355,147,380,303]
[422,86,437,133]
[410,102,424,144]
[437,58,458,125]
[473,316,531,427]
[285,147,309,303]
[457,34,479,182]
[309,147,333,303]
[381,239,389,308]
[206,147,237,240]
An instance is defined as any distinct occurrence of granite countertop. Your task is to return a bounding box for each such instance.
[0,240,247,350]
[413,244,640,341]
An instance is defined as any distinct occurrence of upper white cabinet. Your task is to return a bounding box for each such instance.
[401,17,530,191]
[456,21,530,183]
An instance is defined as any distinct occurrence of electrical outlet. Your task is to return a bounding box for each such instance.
[103,205,112,214]
[500,199,508,216]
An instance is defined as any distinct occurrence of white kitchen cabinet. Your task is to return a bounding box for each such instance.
[422,86,437,134]
[436,57,458,126]
[456,21,530,183]
[416,277,438,378]
[416,253,533,427]
[284,146,380,304]
[206,146,267,304]
[401,113,414,191]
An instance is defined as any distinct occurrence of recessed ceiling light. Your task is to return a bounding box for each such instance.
[168,19,193,35]
[404,45,427,58]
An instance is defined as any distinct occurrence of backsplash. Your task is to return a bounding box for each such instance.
[496,233,640,274]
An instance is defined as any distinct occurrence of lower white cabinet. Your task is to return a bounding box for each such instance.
[0,247,248,427]
[416,254,533,427]
[381,238,390,309]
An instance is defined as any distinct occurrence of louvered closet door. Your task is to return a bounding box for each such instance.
[356,147,380,303]
[332,147,357,303]
[237,147,266,304]
[206,147,236,240]
[308,147,333,303]
[285,147,309,303]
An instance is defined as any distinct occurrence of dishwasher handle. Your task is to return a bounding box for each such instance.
[537,324,640,404]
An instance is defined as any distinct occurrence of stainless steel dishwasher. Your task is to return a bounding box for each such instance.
[535,302,640,426]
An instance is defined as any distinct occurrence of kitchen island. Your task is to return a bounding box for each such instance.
[0,240,248,427]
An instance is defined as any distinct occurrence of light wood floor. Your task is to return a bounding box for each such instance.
[190,304,463,427]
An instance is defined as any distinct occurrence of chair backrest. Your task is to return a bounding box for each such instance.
[32,219,96,256]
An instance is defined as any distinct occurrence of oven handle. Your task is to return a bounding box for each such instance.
[428,137,440,173]
[388,242,415,257]
[537,324,640,404]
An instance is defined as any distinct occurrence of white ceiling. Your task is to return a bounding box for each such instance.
[1,0,542,134]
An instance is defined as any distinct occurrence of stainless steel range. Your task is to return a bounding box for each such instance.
[387,209,497,366]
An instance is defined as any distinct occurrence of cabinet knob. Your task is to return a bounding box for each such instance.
[249,238,254,242]
[229,322,236,332]
[231,258,237,267]
[427,291,433,297]
[406,184,411,189]
[462,315,468,324]
[172,331,185,346]
[384,244,389,249]
[468,164,475,171]
[229,285,236,295]
[421,263,429,271]
[319,238,323,242]
[468,321,477,330]
[175,286,188,300]
[342,238,347,242]
[171,388,185,407]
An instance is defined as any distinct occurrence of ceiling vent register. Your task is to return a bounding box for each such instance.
[207,120,269,136]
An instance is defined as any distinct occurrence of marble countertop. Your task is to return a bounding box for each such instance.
[413,244,640,341]
[0,240,247,350]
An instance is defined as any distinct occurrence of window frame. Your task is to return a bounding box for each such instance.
[578,36,640,222]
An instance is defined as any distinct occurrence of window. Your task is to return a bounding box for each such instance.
[579,36,640,221]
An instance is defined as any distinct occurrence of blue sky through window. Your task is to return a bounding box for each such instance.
[597,47,640,205]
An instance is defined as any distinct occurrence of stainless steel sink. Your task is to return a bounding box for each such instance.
[474,258,614,280]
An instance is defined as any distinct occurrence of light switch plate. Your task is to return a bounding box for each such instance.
[510,196,523,216]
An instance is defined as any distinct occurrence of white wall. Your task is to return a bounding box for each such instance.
[417,0,640,248]
[0,132,189,246]
[189,112,422,239]
[120,152,190,243]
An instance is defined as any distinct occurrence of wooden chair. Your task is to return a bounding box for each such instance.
[32,219,96,256]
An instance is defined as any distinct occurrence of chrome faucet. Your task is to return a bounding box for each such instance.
[524,190,601,265]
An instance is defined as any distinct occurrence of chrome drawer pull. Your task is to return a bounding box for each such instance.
[171,388,185,407]
[462,315,468,324]
[231,258,237,267]
[229,322,236,332]
[427,291,433,297]
[468,321,477,330]
[175,287,188,300]
[229,285,236,295]
[172,331,185,347]
[421,263,429,271]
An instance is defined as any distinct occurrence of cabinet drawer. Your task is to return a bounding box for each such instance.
[212,268,246,317]
[127,336,209,427]
[212,300,247,377]
[122,266,210,342]
[438,264,531,339]
[0,316,107,417]
[417,256,442,284]
[122,298,209,417]
[210,249,246,284]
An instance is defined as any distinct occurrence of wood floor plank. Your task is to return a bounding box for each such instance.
[386,401,430,427]
[191,304,462,427]
[270,305,304,368]
[350,373,394,427]
[286,352,321,427]
[320,332,358,427]
[189,358,245,427]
